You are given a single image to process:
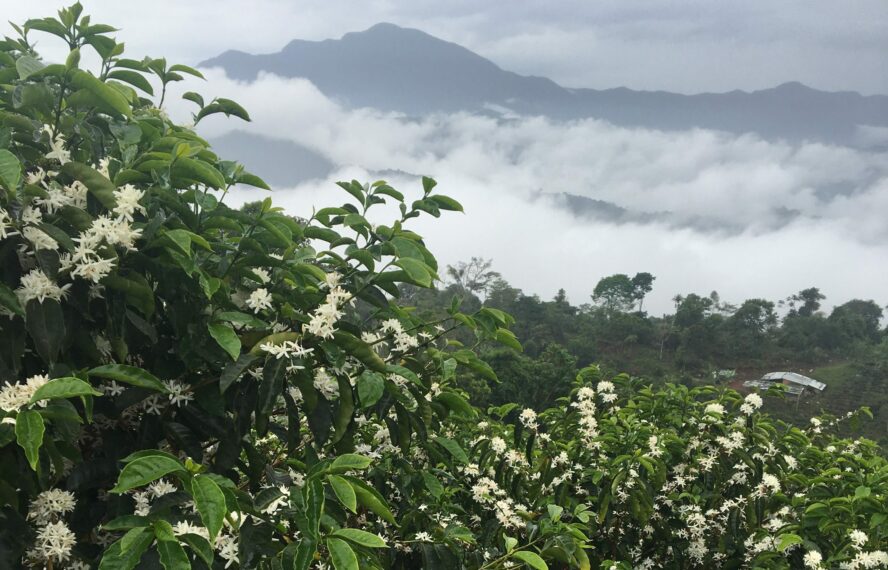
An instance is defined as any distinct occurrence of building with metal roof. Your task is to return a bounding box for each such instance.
[743,371,826,396]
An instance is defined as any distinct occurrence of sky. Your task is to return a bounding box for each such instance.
[7,2,888,314]
[9,0,888,94]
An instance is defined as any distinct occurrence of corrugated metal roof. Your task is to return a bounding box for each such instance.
[742,379,806,395]
[759,371,826,391]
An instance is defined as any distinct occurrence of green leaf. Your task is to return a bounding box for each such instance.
[220,354,258,393]
[16,410,45,470]
[356,371,384,408]
[436,392,475,418]
[29,376,102,403]
[104,272,155,317]
[107,69,154,95]
[326,538,359,570]
[328,474,357,513]
[61,161,117,209]
[422,472,444,499]
[332,331,386,373]
[429,194,464,212]
[112,454,186,493]
[329,454,373,473]
[394,258,432,287]
[0,282,25,317]
[776,533,803,552]
[0,149,21,191]
[169,64,205,79]
[344,476,396,525]
[195,98,251,124]
[434,436,468,464]
[854,486,872,499]
[70,69,132,118]
[103,515,151,531]
[179,533,213,566]
[89,364,168,393]
[155,522,190,570]
[331,528,386,548]
[513,550,548,570]
[208,322,241,361]
[15,55,45,80]
[25,299,66,364]
[191,475,226,542]
[99,527,153,570]
[171,157,226,189]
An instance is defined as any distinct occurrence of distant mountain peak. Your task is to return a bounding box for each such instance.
[199,25,888,147]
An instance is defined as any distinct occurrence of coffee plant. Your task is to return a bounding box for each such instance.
[0,4,885,569]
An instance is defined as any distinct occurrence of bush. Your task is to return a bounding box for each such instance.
[0,5,885,569]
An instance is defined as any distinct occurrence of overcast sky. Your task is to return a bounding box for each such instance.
[10,0,888,94]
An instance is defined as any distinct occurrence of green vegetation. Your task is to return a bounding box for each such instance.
[0,5,885,569]
[403,259,887,445]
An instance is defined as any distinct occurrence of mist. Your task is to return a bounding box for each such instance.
[168,70,888,315]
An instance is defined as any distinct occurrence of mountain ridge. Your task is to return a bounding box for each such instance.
[198,22,888,147]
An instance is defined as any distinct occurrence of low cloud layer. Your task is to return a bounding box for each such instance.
[168,71,888,315]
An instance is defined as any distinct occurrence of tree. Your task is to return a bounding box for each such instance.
[446,256,501,297]
[829,299,884,345]
[631,272,655,311]
[592,274,635,313]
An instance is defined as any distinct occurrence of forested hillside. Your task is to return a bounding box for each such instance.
[401,259,888,445]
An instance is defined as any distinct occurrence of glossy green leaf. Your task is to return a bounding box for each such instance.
[112,454,186,493]
[191,475,226,542]
[29,376,102,403]
[16,410,45,470]
[326,537,358,570]
[208,322,241,360]
[328,474,357,513]
[89,364,168,393]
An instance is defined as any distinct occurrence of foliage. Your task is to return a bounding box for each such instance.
[0,5,885,570]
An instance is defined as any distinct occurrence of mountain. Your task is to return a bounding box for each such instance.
[208,131,334,187]
[199,23,888,147]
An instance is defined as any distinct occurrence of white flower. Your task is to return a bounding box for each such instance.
[0,374,50,412]
[519,408,538,430]
[148,479,177,498]
[22,226,59,251]
[33,520,76,563]
[0,207,14,240]
[490,436,507,454]
[28,489,77,525]
[216,533,239,568]
[112,184,146,222]
[97,157,112,178]
[252,267,271,284]
[414,532,433,542]
[43,126,71,165]
[164,380,193,407]
[65,181,89,209]
[849,529,868,548]
[246,288,273,313]
[22,206,43,225]
[313,368,339,400]
[803,550,823,569]
[741,393,763,415]
[597,380,615,393]
[172,521,209,540]
[704,403,725,415]
[35,186,73,214]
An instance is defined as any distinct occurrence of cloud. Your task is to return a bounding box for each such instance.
[165,70,888,314]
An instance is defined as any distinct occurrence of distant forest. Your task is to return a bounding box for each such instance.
[403,258,888,445]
